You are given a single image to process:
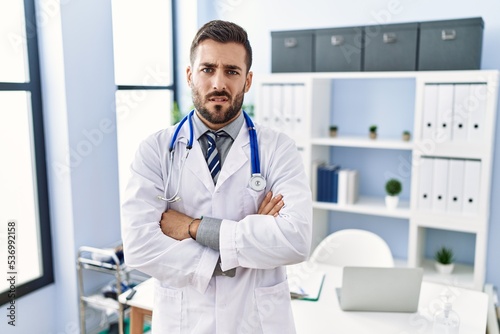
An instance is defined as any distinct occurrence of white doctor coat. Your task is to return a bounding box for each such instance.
[121,118,312,333]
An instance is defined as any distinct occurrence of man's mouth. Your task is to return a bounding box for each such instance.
[206,91,231,103]
[208,96,229,103]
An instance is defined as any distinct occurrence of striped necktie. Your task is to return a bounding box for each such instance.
[205,131,221,183]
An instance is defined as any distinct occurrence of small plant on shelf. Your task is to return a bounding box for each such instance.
[385,179,402,196]
[402,130,411,142]
[434,246,455,274]
[369,125,377,139]
[435,246,454,264]
[329,125,338,137]
[384,178,402,210]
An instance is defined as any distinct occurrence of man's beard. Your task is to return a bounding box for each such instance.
[192,84,246,125]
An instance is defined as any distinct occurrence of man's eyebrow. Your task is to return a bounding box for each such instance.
[200,62,217,68]
[224,64,243,71]
[199,62,243,71]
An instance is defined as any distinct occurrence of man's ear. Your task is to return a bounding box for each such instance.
[244,71,253,93]
[186,66,192,86]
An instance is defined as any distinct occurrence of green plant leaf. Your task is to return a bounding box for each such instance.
[385,179,402,196]
[434,246,454,264]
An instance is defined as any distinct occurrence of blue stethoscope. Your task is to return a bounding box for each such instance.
[158,110,266,203]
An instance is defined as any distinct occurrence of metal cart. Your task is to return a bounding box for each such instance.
[77,245,130,334]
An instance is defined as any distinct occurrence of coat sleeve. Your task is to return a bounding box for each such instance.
[219,131,313,271]
[120,133,219,293]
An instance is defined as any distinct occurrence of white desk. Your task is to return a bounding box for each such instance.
[119,263,488,334]
[290,262,488,334]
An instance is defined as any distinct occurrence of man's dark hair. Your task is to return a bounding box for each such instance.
[190,20,253,73]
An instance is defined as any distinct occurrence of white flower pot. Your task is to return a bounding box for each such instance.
[385,195,399,210]
[435,262,455,275]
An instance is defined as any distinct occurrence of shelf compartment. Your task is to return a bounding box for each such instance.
[312,136,413,150]
[412,212,484,233]
[394,258,474,289]
[420,258,475,289]
[313,196,410,219]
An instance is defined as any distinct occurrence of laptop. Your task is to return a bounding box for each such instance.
[336,266,424,312]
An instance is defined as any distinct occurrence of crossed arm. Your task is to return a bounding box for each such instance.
[160,191,284,241]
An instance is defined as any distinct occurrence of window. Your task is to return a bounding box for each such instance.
[111,0,177,198]
[0,0,54,305]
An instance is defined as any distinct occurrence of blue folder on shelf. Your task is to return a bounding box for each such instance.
[316,164,340,203]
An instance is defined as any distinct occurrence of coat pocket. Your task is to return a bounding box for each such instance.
[254,280,296,334]
[152,283,183,333]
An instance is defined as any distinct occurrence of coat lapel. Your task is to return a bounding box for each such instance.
[177,130,215,192]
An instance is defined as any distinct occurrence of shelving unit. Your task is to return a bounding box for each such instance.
[254,70,499,290]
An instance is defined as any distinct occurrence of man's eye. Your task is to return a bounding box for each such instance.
[227,70,239,75]
[202,68,213,73]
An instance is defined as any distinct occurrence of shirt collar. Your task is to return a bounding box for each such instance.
[192,110,245,140]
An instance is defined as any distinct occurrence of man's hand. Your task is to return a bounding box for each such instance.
[160,209,199,241]
[258,191,284,217]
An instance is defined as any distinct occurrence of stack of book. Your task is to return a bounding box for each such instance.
[314,162,359,205]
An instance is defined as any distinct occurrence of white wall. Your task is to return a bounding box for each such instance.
[53,0,120,330]
[197,0,500,289]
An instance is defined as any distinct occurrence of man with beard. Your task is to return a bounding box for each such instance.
[121,20,312,333]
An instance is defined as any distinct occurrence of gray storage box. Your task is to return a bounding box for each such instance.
[271,30,314,73]
[364,23,419,71]
[418,17,483,70]
[315,27,363,72]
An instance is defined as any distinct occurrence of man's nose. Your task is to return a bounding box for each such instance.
[211,71,226,90]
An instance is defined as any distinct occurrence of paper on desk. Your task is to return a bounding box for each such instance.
[288,271,325,301]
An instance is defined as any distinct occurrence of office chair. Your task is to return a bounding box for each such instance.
[310,229,394,267]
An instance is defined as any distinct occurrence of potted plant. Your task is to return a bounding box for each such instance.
[434,246,455,274]
[369,125,377,139]
[402,130,411,142]
[329,125,338,137]
[385,178,402,209]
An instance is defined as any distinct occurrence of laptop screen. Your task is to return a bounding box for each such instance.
[338,266,424,312]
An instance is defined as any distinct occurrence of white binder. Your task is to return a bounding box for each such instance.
[337,169,350,206]
[436,85,454,143]
[446,159,465,214]
[431,158,449,212]
[281,84,294,137]
[467,84,487,142]
[347,170,359,204]
[421,85,438,141]
[451,84,470,142]
[417,157,434,211]
[260,85,273,125]
[293,84,306,141]
[462,160,481,215]
[271,84,283,132]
